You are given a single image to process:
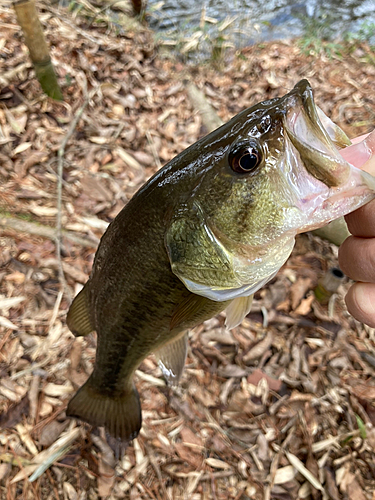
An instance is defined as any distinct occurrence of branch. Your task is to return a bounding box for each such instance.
[56,91,94,294]
[0,215,99,248]
[185,81,223,133]
[13,0,63,100]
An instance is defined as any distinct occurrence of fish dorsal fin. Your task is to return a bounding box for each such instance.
[66,285,94,337]
[154,332,189,386]
[225,294,253,330]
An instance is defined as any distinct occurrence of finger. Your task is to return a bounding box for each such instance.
[339,235,375,282]
[344,199,375,237]
[345,282,375,328]
[361,148,375,175]
[350,133,370,145]
[340,129,375,173]
[341,136,372,167]
[342,131,375,237]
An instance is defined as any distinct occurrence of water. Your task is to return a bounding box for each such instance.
[148,0,375,50]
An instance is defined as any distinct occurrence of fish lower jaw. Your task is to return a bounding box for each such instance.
[296,189,375,234]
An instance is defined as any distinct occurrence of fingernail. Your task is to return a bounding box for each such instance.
[340,139,371,168]
[361,130,375,175]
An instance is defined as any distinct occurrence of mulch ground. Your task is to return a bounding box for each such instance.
[1,2,375,499]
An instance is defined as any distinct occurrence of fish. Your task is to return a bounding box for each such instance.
[66,79,375,443]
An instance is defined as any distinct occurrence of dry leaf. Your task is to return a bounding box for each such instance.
[0,316,18,329]
[39,420,70,447]
[243,331,273,363]
[63,482,78,500]
[80,175,112,202]
[0,395,29,428]
[350,381,375,401]
[0,296,26,310]
[0,464,11,482]
[28,205,58,217]
[324,467,340,500]
[205,458,232,469]
[175,443,203,468]
[347,478,367,500]
[247,368,282,392]
[294,295,315,316]
[273,465,297,484]
[12,142,32,155]
[180,426,203,448]
[290,277,313,310]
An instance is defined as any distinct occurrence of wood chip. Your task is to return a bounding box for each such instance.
[205,458,232,469]
[285,451,324,492]
[243,331,273,363]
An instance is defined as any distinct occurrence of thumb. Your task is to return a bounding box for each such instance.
[345,282,375,328]
[340,129,375,175]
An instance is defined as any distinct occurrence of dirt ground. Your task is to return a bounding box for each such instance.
[1,2,375,499]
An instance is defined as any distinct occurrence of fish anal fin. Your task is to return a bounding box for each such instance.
[66,376,141,442]
[225,295,253,330]
[170,293,209,331]
[66,286,94,337]
[154,332,188,386]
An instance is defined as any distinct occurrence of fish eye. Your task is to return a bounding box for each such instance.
[229,142,262,174]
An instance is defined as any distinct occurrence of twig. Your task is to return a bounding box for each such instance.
[144,444,171,500]
[48,290,64,329]
[0,215,99,248]
[185,80,223,133]
[210,471,218,500]
[146,130,162,170]
[56,92,94,295]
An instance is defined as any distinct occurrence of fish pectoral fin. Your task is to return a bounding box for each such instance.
[66,375,141,442]
[154,332,189,386]
[225,294,253,330]
[66,286,94,337]
[170,293,211,330]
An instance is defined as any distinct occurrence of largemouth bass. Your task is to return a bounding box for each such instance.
[66,80,375,442]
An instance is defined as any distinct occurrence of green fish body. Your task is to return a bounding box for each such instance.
[66,80,375,442]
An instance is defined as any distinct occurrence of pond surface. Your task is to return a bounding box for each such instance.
[148,0,375,49]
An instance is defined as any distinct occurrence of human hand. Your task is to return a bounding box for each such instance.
[338,130,375,327]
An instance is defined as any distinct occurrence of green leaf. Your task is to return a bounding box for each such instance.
[355,414,367,439]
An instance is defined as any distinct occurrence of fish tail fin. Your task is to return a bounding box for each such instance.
[66,376,142,442]
[66,285,94,337]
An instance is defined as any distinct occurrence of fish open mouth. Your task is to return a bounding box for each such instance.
[281,80,375,231]
[284,80,353,188]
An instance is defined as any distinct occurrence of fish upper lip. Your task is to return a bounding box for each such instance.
[285,88,334,153]
[284,87,352,188]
